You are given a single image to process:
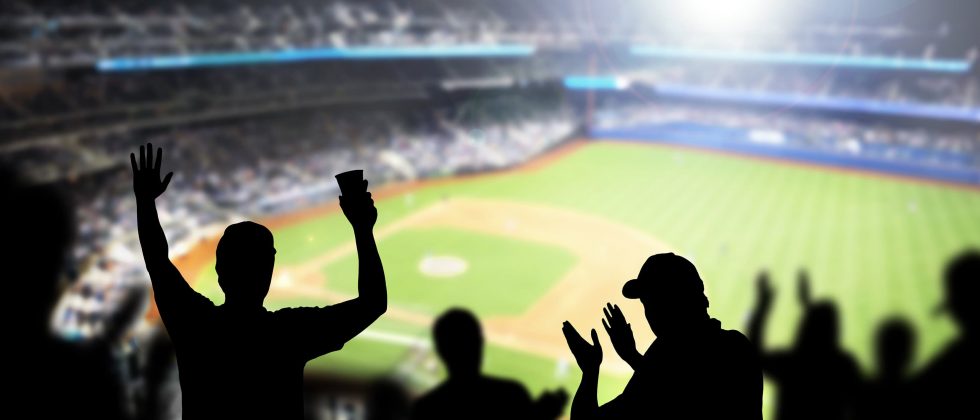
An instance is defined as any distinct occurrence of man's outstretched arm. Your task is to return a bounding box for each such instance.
[747,270,791,377]
[335,191,387,322]
[132,144,206,319]
[295,185,386,357]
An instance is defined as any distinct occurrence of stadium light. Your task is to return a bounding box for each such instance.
[674,0,775,34]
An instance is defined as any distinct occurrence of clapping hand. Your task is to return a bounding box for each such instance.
[562,321,602,375]
[602,302,641,368]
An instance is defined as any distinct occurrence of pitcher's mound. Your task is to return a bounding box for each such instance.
[419,255,469,278]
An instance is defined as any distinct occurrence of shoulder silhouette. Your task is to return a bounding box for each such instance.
[131,144,387,419]
[412,308,567,420]
[748,270,860,420]
[911,250,980,419]
[563,253,762,420]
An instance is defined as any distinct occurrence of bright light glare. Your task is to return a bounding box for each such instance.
[675,0,773,34]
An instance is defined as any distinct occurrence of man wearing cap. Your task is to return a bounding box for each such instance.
[562,253,762,419]
[131,144,387,420]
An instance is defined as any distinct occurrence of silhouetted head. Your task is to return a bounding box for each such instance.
[795,301,841,353]
[622,253,709,336]
[938,250,980,336]
[215,221,276,307]
[874,317,915,381]
[2,168,76,315]
[433,308,483,378]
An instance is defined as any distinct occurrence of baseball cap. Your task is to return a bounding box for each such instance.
[623,253,705,300]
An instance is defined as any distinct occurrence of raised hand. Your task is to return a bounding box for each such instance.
[339,185,377,231]
[562,321,602,375]
[602,302,641,368]
[757,271,774,307]
[131,143,173,201]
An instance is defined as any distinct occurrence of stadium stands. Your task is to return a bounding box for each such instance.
[2,0,976,140]
[594,102,978,163]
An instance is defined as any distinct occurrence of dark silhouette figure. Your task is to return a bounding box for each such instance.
[131,143,387,420]
[856,317,916,419]
[4,167,132,419]
[748,270,860,420]
[411,308,568,420]
[139,326,180,420]
[911,250,980,419]
[365,379,412,420]
[562,253,762,419]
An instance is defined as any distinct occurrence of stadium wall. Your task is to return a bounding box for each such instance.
[591,123,980,186]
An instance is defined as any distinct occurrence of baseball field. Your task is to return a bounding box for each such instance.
[177,139,980,415]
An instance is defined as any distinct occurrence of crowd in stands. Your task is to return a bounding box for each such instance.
[3,0,977,141]
[1,0,502,67]
[594,102,980,171]
[2,61,975,143]
[0,64,433,140]
[626,64,980,109]
[3,0,975,68]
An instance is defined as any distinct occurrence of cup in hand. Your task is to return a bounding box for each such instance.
[335,170,367,198]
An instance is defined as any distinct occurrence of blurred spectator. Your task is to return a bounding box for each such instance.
[412,308,567,420]
[910,250,980,419]
[856,317,916,419]
[748,271,861,420]
[3,165,135,420]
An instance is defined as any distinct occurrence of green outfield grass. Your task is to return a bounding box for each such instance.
[195,141,980,416]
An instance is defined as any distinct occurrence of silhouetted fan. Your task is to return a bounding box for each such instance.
[856,317,916,419]
[366,379,412,420]
[411,308,568,420]
[3,166,130,420]
[748,270,860,420]
[130,144,387,420]
[563,253,762,420]
[910,250,980,419]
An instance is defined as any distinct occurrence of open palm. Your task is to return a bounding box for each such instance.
[131,143,173,201]
[562,321,602,374]
[602,302,639,366]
